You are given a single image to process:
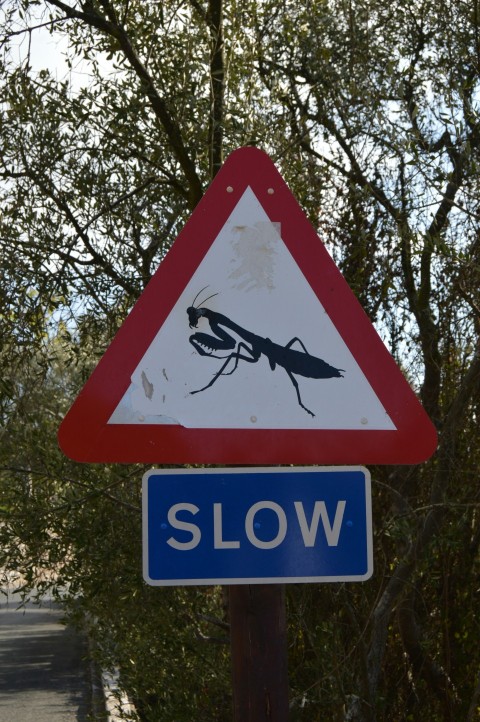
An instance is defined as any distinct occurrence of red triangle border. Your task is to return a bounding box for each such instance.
[58,147,437,465]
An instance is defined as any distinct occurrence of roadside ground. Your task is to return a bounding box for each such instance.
[0,575,135,721]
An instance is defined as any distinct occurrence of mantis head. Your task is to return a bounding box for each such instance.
[187,287,218,328]
[187,306,202,328]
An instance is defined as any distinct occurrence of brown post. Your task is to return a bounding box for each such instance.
[229,584,289,722]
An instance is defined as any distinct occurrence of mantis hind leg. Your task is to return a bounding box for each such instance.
[285,336,311,354]
[285,369,315,417]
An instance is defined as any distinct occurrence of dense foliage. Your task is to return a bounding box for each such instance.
[1,1,479,720]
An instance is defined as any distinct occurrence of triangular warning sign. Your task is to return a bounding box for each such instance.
[58,147,437,465]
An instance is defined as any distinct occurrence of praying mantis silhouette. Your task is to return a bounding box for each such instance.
[186,288,345,418]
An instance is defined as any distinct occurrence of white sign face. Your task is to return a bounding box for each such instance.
[109,187,395,431]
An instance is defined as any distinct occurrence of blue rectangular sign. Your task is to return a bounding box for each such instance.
[142,467,372,586]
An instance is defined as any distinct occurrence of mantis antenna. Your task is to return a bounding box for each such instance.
[191,286,219,309]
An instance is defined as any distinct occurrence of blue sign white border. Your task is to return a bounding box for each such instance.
[142,466,373,586]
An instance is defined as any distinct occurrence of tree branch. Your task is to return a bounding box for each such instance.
[45,0,203,207]
[32,171,140,298]
[397,589,457,712]
[206,0,225,178]
[366,343,480,704]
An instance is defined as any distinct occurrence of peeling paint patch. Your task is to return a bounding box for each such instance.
[228,221,280,292]
[141,371,154,400]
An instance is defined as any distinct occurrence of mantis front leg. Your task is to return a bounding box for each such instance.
[191,342,260,394]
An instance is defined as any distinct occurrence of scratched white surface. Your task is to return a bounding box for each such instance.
[109,187,396,430]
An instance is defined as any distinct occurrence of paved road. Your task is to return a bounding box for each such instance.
[0,585,91,721]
